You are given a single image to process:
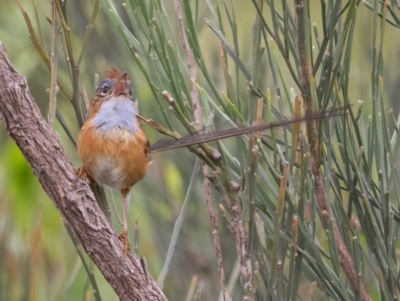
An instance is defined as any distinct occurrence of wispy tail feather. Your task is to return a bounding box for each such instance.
[150,105,349,153]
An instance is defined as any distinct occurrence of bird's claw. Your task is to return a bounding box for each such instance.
[75,166,95,184]
[119,231,131,255]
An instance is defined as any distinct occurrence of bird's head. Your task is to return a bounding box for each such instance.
[88,69,133,116]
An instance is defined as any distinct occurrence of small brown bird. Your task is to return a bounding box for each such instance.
[77,69,347,254]
[77,69,150,253]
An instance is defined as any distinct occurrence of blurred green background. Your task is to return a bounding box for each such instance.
[1,0,400,300]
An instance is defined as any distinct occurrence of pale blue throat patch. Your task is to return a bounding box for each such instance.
[92,97,139,134]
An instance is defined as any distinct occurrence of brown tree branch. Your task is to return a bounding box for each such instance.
[0,41,168,301]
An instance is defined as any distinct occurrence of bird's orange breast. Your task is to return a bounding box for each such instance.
[77,120,150,190]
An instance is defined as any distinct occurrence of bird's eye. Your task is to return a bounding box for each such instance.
[100,85,110,95]
[97,80,113,97]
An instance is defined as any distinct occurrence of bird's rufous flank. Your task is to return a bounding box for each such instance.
[77,69,150,254]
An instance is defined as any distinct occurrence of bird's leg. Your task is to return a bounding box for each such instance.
[119,187,131,255]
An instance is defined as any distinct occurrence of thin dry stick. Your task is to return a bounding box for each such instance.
[173,1,232,300]
[294,2,372,301]
[0,41,168,301]
[82,85,91,111]
[217,14,254,300]
[227,203,252,298]
[172,0,201,129]
[203,177,232,301]
[15,0,72,101]
[48,1,59,128]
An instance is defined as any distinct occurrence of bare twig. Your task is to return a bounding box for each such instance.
[173,1,236,300]
[82,85,90,112]
[294,2,372,301]
[203,177,232,301]
[0,41,168,301]
[227,204,252,299]
[54,0,84,125]
[48,1,59,128]
[15,0,72,101]
[172,0,201,130]
[77,0,100,66]
[175,1,256,297]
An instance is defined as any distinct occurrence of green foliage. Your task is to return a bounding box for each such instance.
[2,0,400,300]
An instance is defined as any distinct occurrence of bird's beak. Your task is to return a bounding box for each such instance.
[113,72,130,96]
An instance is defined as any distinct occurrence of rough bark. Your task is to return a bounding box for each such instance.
[0,41,168,301]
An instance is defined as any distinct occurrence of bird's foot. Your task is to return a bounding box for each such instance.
[118,230,131,255]
[76,166,95,184]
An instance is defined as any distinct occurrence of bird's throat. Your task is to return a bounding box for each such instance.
[91,97,139,134]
